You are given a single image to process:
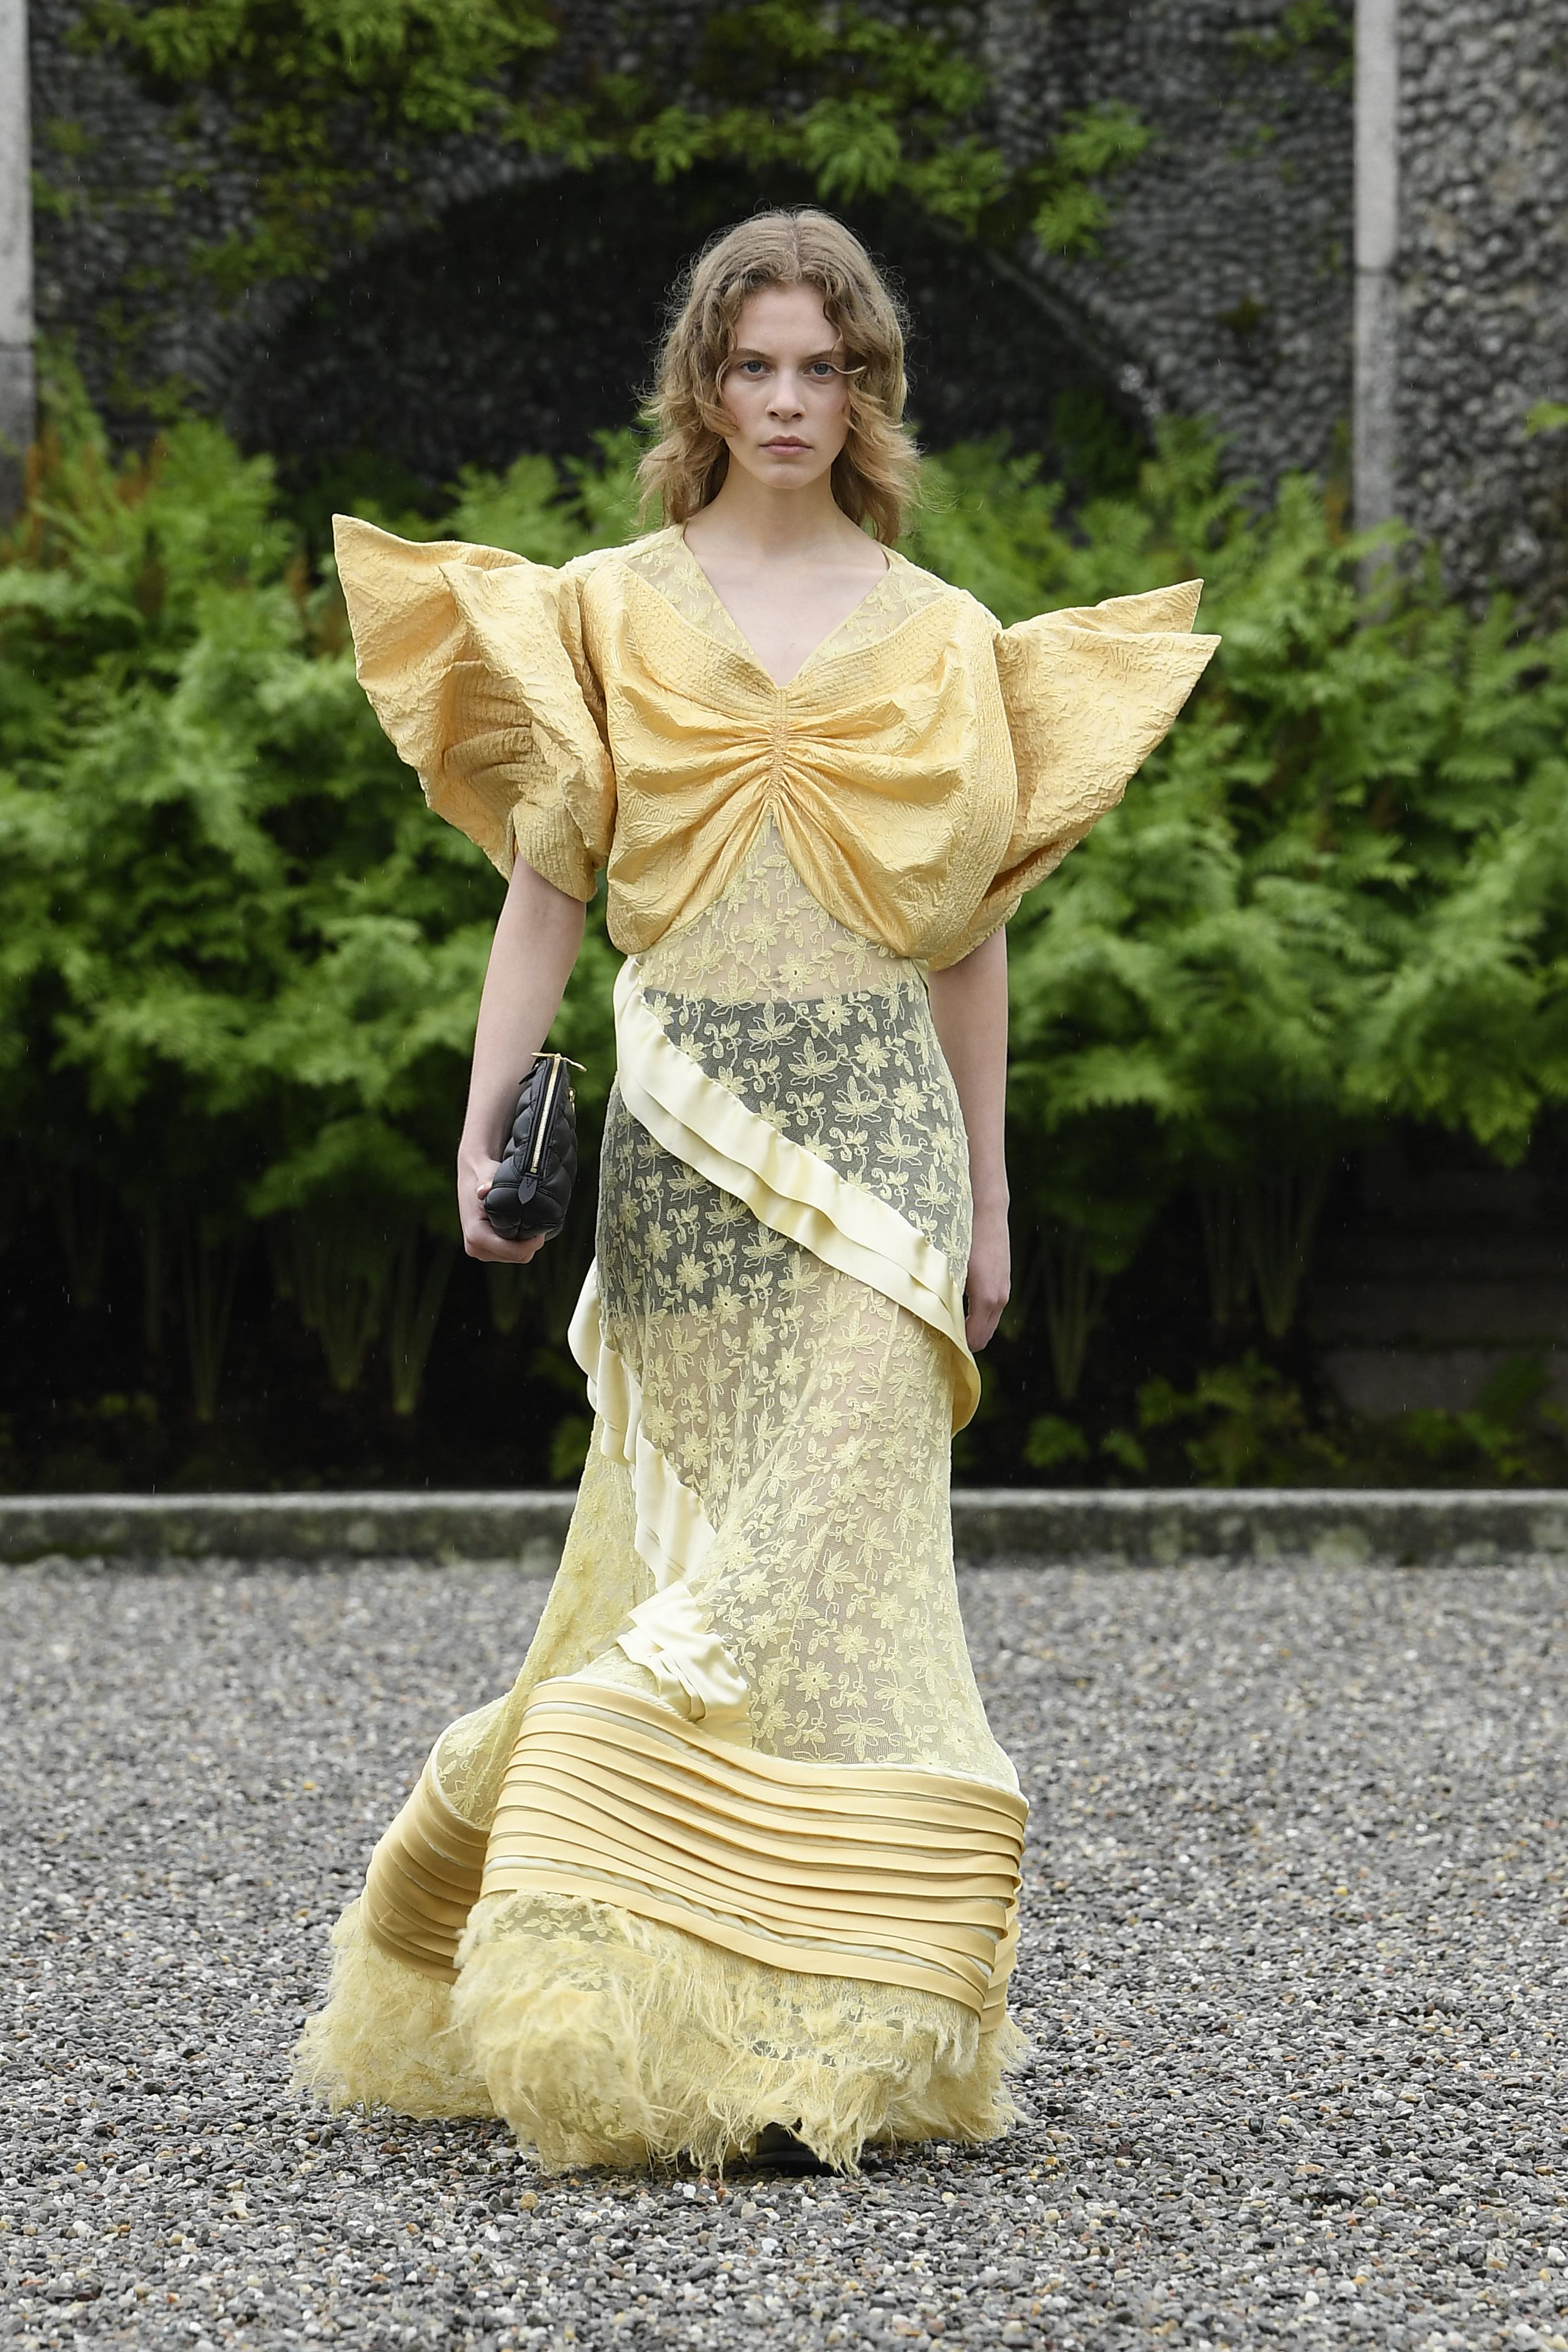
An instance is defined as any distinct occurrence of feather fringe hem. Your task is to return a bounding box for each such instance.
[450,1891,1025,2174]
[292,1892,1025,2175]
[291,1897,493,2120]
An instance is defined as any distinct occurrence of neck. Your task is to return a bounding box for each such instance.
[689,464,853,558]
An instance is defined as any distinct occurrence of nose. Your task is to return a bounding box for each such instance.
[767,371,807,419]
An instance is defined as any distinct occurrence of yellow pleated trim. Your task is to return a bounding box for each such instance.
[480,1679,1024,2023]
[361,1755,490,1983]
[613,961,981,1431]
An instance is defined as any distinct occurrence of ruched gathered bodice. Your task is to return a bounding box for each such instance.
[584,562,1013,963]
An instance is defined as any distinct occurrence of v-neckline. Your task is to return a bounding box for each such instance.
[674,527,894,692]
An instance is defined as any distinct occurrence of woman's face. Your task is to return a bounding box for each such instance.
[717,283,854,495]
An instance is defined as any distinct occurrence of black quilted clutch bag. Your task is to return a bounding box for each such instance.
[483,1053,580,1243]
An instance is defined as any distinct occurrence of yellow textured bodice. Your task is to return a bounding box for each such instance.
[334,517,1219,968]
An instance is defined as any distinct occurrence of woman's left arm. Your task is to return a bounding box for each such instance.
[927,930,1011,1350]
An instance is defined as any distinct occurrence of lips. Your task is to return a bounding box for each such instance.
[763,439,808,452]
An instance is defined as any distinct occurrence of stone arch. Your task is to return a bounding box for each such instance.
[227,164,1152,506]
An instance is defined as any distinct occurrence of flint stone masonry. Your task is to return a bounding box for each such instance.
[5,1486,1568,1567]
[1397,3,1568,598]
[23,0,1568,603]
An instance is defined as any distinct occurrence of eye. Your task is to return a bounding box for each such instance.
[736,359,769,377]
[808,361,840,379]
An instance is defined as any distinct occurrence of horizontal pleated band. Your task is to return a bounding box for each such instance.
[362,1759,490,1983]
[481,1679,1025,2020]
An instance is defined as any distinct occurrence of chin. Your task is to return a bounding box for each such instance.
[751,454,827,484]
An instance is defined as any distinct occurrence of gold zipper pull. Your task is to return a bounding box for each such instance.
[528,1057,564,1177]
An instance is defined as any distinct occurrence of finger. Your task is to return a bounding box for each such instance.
[967,1305,1002,1349]
[463,1230,533,1265]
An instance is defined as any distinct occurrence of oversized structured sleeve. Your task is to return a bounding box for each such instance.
[332,515,615,900]
[935,580,1219,966]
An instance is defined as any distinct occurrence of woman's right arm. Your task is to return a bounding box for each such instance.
[458,857,587,1264]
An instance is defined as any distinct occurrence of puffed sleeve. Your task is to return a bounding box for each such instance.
[936,580,1219,965]
[332,515,615,899]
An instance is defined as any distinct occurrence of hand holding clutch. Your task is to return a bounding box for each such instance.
[482,1054,580,1243]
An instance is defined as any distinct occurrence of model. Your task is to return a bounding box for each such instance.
[296,208,1218,2172]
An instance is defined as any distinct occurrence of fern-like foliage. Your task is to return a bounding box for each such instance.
[6,361,1568,1374]
[0,356,621,1256]
[906,426,1568,1269]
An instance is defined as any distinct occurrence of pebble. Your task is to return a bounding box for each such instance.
[3,1556,1567,2349]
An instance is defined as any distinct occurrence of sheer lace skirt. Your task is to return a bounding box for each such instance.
[294,830,1025,2169]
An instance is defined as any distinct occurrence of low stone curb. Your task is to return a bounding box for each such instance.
[4,1486,1568,1566]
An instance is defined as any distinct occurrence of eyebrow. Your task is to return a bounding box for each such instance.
[729,345,845,363]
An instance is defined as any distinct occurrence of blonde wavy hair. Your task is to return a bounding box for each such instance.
[638,209,919,545]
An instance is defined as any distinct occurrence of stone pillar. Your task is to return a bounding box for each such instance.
[0,0,35,517]
[1353,0,1399,537]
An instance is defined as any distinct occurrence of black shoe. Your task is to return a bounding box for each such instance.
[746,2123,832,2175]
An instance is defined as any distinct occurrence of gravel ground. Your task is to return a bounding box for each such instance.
[4,1557,1568,2352]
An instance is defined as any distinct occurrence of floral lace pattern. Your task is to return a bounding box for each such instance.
[640,977,971,1272]
[431,1439,651,1821]
[593,1160,1002,1777]
[568,826,1008,1784]
[636,826,972,1272]
[638,819,907,999]
[430,827,1007,1790]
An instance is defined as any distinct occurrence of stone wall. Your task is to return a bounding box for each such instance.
[26,0,566,423]
[1397,0,1568,601]
[22,0,1568,599]
[989,0,1356,510]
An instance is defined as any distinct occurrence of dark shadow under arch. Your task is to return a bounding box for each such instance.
[232,165,1147,512]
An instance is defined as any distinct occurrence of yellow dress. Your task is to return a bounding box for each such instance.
[296,518,1218,2172]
